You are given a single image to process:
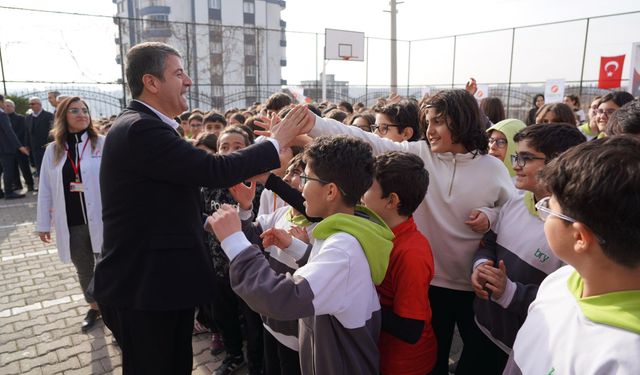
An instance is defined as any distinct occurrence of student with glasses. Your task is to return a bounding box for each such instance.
[578,96,602,140]
[506,136,640,374]
[370,100,421,142]
[36,96,106,333]
[486,119,526,179]
[471,123,586,373]
[595,91,635,138]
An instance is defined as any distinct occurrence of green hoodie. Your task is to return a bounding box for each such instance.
[312,205,394,285]
[487,119,526,177]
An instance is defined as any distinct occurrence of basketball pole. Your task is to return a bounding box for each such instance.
[322,59,327,102]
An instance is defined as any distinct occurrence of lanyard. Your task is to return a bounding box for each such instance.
[64,139,90,181]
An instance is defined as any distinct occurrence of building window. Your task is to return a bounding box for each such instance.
[243,1,255,14]
[245,64,256,77]
[143,14,169,30]
[212,85,224,97]
[208,0,221,9]
[245,43,255,56]
[212,63,223,76]
[210,41,222,54]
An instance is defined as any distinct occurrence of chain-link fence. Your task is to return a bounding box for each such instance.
[1,5,638,119]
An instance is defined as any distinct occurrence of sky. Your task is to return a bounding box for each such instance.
[0,0,639,96]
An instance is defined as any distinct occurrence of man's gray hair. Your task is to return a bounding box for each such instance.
[29,97,41,103]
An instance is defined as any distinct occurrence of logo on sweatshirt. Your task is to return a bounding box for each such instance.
[534,248,550,263]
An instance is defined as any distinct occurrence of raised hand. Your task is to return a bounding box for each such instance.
[471,260,493,300]
[269,105,314,147]
[465,77,478,95]
[478,260,508,300]
[228,182,256,210]
[288,225,309,244]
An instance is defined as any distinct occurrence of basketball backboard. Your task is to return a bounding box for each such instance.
[325,28,365,61]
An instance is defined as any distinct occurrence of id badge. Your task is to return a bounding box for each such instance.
[70,182,84,193]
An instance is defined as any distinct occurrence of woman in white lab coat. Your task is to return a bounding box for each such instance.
[36,96,105,332]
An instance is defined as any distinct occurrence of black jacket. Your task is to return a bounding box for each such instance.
[8,112,27,146]
[25,110,54,150]
[0,111,21,155]
[94,100,280,310]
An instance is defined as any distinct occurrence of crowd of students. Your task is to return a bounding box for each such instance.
[19,72,640,375]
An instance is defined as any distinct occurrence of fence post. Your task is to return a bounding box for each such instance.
[406,40,411,97]
[365,37,369,106]
[0,42,7,95]
[185,22,192,109]
[315,32,319,102]
[579,18,590,97]
[507,27,516,114]
[451,35,457,88]
[117,17,127,109]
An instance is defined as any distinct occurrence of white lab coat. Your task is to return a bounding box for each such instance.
[36,133,105,263]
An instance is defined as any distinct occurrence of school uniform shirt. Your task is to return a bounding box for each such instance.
[36,132,105,263]
[240,204,316,351]
[504,265,640,375]
[473,192,564,352]
[377,217,437,375]
[257,187,287,217]
[221,207,394,375]
[578,123,599,141]
[309,116,516,291]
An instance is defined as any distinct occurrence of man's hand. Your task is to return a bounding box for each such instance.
[260,227,292,249]
[465,77,478,95]
[228,182,256,211]
[207,204,241,242]
[269,105,314,147]
[478,260,508,300]
[471,260,492,300]
[38,232,51,243]
[19,146,29,156]
[465,209,489,233]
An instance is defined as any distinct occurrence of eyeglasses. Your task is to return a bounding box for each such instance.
[299,174,347,196]
[596,108,616,117]
[370,123,399,135]
[488,138,508,148]
[511,153,546,168]
[535,197,606,244]
[67,108,89,115]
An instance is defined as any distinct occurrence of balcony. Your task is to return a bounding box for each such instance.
[142,27,172,39]
[140,5,170,16]
[244,13,255,24]
[209,8,221,20]
[280,59,287,67]
[115,54,122,65]
[280,39,286,47]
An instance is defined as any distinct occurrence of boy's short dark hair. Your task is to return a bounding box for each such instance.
[338,101,354,114]
[424,90,489,154]
[606,100,640,136]
[513,123,586,160]
[374,152,429,217]
[265,93,292,113]
[288,153,306,171]
[231,112,246,125]
[178,111,191,122]
[218,126,252,147]
[204,112,226,125]
[195,132,218,152]
[540,136,640,268]
[325,109,348,123]
[188,113,203,123]
[373,100,421,141]
[303,135,374,206]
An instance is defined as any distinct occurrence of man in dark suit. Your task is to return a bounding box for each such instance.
[25,97,54,176]
[94,42,308,375]
[0,95,29,199]
[5,99,35,191]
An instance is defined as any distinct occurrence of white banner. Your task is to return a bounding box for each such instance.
[631,42,640,97]
[474,84,490,101]
[544,79,565,103]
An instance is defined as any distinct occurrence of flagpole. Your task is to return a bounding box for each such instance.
[578,18,590,97]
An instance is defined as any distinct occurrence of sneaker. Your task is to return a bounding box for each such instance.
[213,354,245,375]
[5,192,25,200]
[210,333,225,356]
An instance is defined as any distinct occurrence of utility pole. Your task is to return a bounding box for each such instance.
[384,1,402,94]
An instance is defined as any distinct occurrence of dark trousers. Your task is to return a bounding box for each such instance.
[32,147,45,176]
[68,225,98,304]
[99,304,195,375]
[263,328,301,375]
[0,153,16,193]
[14,152,34,188]
[429,286,487,375]
[474,331,509,374]
[212,273,264,373]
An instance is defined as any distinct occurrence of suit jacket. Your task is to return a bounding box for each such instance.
[8,112,27,146]
[0,111,21,155]
[94,100,280,310]
[25,110,54,150]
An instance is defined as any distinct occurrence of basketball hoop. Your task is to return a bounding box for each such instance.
[340,55,355,61]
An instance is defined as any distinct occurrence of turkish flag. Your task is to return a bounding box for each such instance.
[598,55,625,89]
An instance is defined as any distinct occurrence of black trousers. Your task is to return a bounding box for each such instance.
[0,153,16,193]
[14,152,34,188]
[211,273,264,373]
[263,328,301,375]
[99,304,194,375]
[429,286,488,375]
